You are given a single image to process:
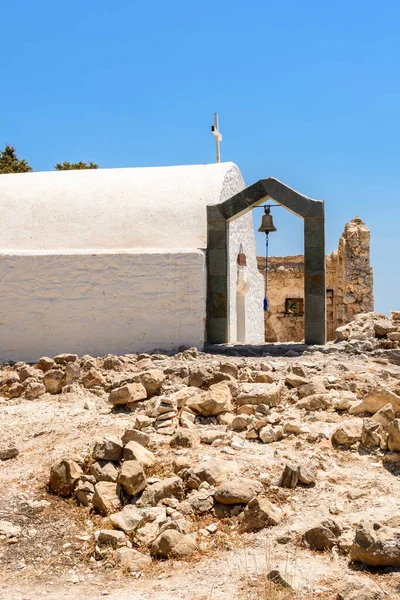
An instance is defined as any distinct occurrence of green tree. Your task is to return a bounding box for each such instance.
[0,144,32,174]
[54,161,98,171]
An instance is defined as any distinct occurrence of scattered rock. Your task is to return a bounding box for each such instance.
[0,521,22,538]
[49,459,83,496]
[214,477,264,505]
[133,369,165,396]
[186,382,232,416]
[170,428,200,448]
[137,477,183,507]
[336,575,385,600]
[303,520,342,550]
[150,530,196,559]
[90,460,119,483]
[35,357,54,372]
[372,402,395,427]
[240,496,282,532]
[81,368,104,389]
[97,529,127,548]
[75,480,94,506]
[349,388,400,415]
[297,393,332,410]
[118,461,147,496]
[332,420,362,447]
[92,436,123,462]
[92,482,121,515]
[43,370,65,394]
[54,353,78,365]
[267,563,301,591]
[259,425,284,444]
[0,444,19,460]
[121,428,150,448]
[298,463,317,485]
[109,383,147,405]
[110,504,150,534]
[279,463,299,489]
[115,547,152,570]
[123,441,155,468]
[236,382,287,407]
[374,319,397,338]
[350,520,400,566]
[361,418,383,449]
[186,459,240,489]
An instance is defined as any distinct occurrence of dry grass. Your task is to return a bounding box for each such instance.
[224,538,313,600]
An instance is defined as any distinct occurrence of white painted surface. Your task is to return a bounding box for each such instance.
[0,250,206,363]
[0,162,264,360]
[0,163,241,251]
[228,212,265,344]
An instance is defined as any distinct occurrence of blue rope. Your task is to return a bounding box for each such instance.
[264,232,269,311]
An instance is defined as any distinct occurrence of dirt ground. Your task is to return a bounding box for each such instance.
[1,347,400,599]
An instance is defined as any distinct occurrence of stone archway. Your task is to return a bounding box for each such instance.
[206,177,326,345]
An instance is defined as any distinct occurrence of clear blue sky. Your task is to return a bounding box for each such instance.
[1,0,399,315]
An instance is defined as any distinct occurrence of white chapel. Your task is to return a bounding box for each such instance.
[0,162,264,362]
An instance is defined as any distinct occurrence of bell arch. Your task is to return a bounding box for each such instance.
[206,177,326,346]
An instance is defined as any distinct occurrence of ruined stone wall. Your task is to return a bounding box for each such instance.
[257,217,373,342]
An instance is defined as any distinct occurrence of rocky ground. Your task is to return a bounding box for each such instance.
[2,312,400,599]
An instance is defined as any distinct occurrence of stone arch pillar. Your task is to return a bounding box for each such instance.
[207,177,326,345]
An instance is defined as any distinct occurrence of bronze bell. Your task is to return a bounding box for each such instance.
[258,206,277,233]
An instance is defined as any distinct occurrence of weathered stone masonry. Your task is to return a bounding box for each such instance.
[258,217,374,342]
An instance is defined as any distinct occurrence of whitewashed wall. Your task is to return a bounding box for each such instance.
[0,162,265,362]
[0,250,206,363]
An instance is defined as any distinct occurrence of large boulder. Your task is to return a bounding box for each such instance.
[349,388,400,415]
[239,496,282,532]
[298,378,326,399]
[117,461,147,496]
[150,530,196,559]
[297,393,332,411]
[236,382,287,407]
[109,383,147,405]
[186,458,240,489]
[110,504,150,534]
[92,436,123,462]
[132,369,165,396]
[43,370,65,394]
[214,478,264,505]
[332,420,362,447]
[303,520,341,551]
[186,382,232,416]
[97,529,127,549]
[123,441,155,468]
[121,428,150,448]
[92,482,121,515]
[137,477,183,507]
[90,460,119,483]
[115,547,152,570]
[49,459,83,497]
[24,381,46,400]
[186,489,214,514]
[350,521,400,566]
[170,428,200,448]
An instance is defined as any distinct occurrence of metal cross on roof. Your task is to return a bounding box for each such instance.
[211,113,222,163]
